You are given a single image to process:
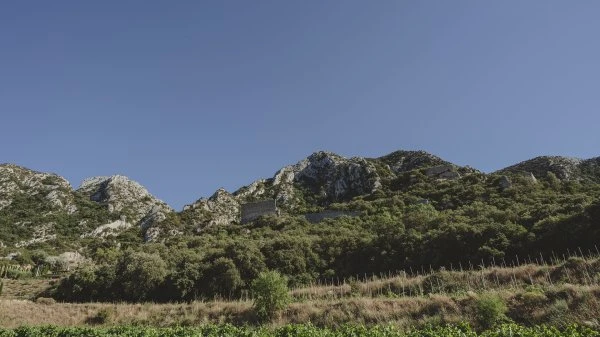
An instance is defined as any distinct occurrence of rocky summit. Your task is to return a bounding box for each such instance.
[496,155,600,182]
[76,175,173,235]
[1,149,600,249]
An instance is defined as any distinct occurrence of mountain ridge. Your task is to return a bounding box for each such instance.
[1,149,600,247]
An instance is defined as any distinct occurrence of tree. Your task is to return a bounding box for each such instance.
[251,270,290,321]
[203,257,243,298]
[115,250,167,301]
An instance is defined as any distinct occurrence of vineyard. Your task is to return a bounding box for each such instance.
[3,324,600,337]
[0,324,598,337]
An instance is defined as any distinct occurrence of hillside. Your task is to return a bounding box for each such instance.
[1,149,600,303]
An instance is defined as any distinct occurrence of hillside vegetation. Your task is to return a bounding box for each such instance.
[4,250,600,328]
[1,150,600,305]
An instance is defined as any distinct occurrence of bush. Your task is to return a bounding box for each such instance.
[87,307,115,325]
[422,271,467,294]
[475,294,508,329]
[545,299,570,326]
[251,270,290,321]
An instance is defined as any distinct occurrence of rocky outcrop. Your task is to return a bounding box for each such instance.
[3,149,600,245]
[0,164,76,213]
[378,150,452,174]
[80,218,133,238]
[0,165,78,247]
[45,251,87,271]
[290,151,382,201]
[425,165,461,180]
[15,222,57,247]
[234,151,384,209]
[179,188,241,231]
[77,175,173,235]
[497,156,583,180]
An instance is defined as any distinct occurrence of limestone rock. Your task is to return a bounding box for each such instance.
[45,251,87,271]
[80,219,133,238]
[497,156,583,180]
[15,222,57,247]
[379,150,453,174]
[0,164,76,213]
[234,151,383,210]
[77,175,173,237]
[425,165,461,180]
[179,188,241,231]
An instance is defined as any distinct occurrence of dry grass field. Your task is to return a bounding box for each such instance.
[2,256,600,328]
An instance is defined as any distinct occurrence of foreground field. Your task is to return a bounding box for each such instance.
[3,256,600,329]
[1,283,600,329]
[0,324,598,337]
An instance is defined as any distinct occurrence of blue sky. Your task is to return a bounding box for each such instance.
[1,1,599,209]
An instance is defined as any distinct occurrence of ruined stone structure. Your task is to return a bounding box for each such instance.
[240,200,278,224]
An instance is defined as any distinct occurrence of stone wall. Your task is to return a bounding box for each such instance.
[240,200,277,224]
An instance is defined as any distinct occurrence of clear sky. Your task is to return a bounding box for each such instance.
[1,1,599,209]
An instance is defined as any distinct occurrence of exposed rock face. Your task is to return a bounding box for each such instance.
[45,251,87,271]
[497,156,583,180]
[496,156,600,183]
[425,165,461,180]
[77,175,173,233]
[179,151,394,230]
[15,222,57,247]
[290,151,382,201]
[80,219,133,238]
[379,150,452,174]
[179,188,241,232]
[523,172,538,184]
[0,165,78,247]
[235,151,384,209]
[4,149,600,245]
[0,164,76,213]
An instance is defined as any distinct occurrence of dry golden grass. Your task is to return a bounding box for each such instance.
[2,256,600,328]
[290,257,600,301]
[1,284,600,328]
[0,299,254,327]
[0,278,53,300]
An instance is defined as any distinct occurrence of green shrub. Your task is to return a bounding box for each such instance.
[475,294,508,329]
[348,278,361,297]
[545,299,570,326]
[251,270,290,321]
[422,271,467,294]
[87,307,115,325]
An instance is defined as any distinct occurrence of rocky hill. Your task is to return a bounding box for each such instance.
[76,175,173,238]
[0,164,77,248]
[496,155,600,182]
[0,167,172,248]
[176,150,465,233]
[2,150,600,249]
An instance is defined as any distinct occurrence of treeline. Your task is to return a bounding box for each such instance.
[51,172,600,302]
